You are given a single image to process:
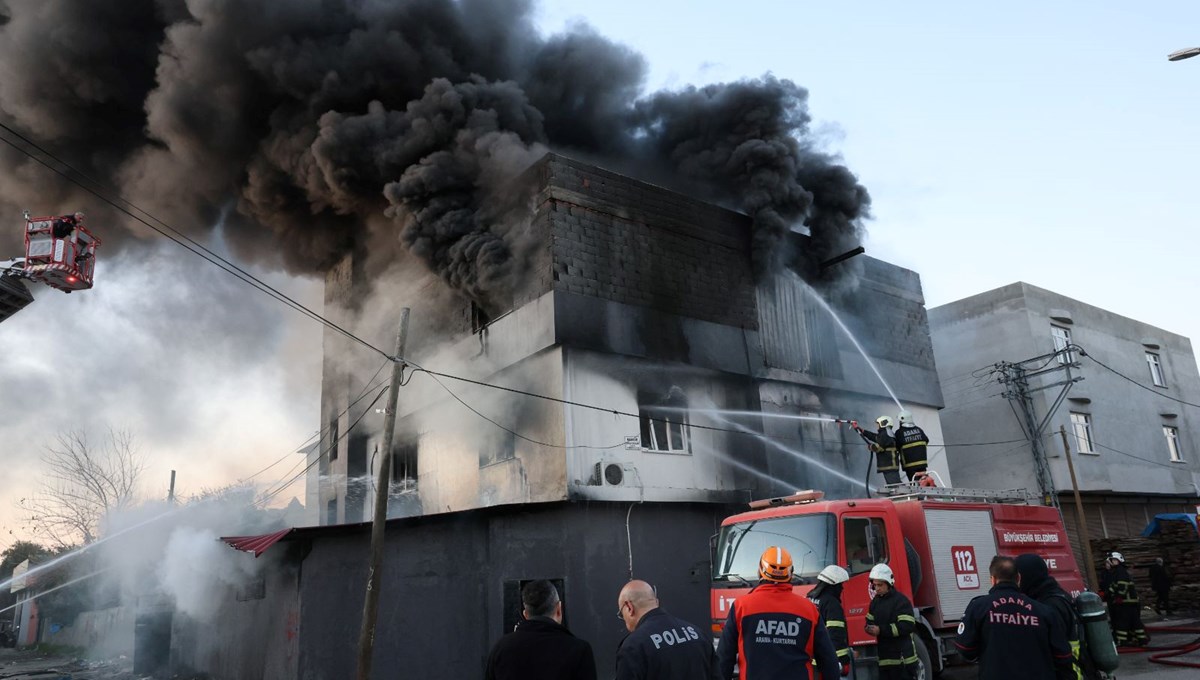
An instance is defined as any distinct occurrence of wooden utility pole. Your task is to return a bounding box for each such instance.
[356,308,410,680]
[168,470,176,505]
[1059,425,1098,589]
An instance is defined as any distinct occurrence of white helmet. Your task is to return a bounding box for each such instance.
[1109,551,1125,563]
[817,565,850,585]
[869,563,895,584]
[876,415,894,429]
[898,410,914,426]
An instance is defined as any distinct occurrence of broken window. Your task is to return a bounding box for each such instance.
[328,416,340,461]
[470,301,491,334]
[639,387,690,454]
[391,437,419,493]
[326,498,337,525]
[480,432,516,467]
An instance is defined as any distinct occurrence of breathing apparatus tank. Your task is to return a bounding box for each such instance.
[1075,591,1119,673]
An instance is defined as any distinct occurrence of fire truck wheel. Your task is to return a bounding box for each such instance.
[913,636,934,680]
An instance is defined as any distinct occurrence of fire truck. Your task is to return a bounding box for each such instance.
[0,211,101,324]
[711,485,1083,678]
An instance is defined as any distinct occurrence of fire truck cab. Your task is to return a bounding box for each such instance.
[22,212,100,292]
[711,486,1083,678]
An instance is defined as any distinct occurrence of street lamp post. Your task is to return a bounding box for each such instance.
[1168,47,1200,62]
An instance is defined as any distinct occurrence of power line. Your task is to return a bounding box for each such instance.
[0,122,391,361]
[1077,346,1200,410]
[1087,439,1184,470]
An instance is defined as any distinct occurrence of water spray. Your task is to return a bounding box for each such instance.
[0,567,113,616]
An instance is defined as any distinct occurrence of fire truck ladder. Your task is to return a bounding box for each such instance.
[884,484,1036,505]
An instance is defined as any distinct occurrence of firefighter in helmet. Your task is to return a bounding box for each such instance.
[854,416,901,485]
[893,411,930,483]
[807,565,852,676]
[1099,551,1149,647]
[865,564,919,679]
[716,546,841,680]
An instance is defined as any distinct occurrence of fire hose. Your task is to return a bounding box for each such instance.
[1117,623,1200,669]
[834,419,875,498]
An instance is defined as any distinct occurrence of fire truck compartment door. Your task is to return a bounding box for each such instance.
[924,508,997,621]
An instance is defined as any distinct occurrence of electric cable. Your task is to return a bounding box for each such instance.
[1076,345,1200,410]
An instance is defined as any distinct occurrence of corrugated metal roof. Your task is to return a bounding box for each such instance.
[220,528,293,558]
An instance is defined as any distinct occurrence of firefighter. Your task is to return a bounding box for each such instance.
[955,555,1074,680]
[807,565,852,676]
[854,416,901,485]
[865,563,919,679]
[893,411,929,483]
[716,546,841,680]
[1099,552,1149,647]
[1015,553,1085,680]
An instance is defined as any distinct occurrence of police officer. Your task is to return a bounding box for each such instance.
[1016,553,1084,680]
[865,564,919,679]
[893,411,929,483]
[855,416,901,485]
[1099,552,1149,646]
[717,546,840,680]
[955,555,1073,680]
[615,579,718,680]
[807,565,852,676]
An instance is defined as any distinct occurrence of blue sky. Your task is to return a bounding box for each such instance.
[536,1,1200,350]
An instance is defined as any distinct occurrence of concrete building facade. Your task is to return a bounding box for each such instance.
[929,283,1200,572]
[294,154,944,678]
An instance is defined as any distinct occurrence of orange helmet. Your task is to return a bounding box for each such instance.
[759,546,794,583]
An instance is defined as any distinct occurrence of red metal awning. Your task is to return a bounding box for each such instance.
[220,528,293,558]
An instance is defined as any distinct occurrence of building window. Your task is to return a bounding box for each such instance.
[392,438,419,492]
[326,498,337,525]
[480,432,516,467]
[1164,426,1183,462]
[1052,325,1073,364]
[639,387,690,454]
[470,301,491,334]
[1146,352,1167,387]
[328,416,340,461]
[1070,412,1095,454]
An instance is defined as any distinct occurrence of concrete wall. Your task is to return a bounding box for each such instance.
[294,500,733,680]
[43,605,134,657]
[930,282,1200,498]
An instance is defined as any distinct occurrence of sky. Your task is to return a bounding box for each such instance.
[1,1,1198,550]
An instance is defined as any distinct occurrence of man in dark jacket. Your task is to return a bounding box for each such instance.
[894,411,930,483]
[486,580,596,680]
[865,563,919,680]
[1016,553,1083,680]
[855,416,902,485]
[1149,557,1172,617]
[617,579,719,680]
[1099,552,1149,646]
[717,546,841,680]
[955,556,1073,680]
[807,565,852,675]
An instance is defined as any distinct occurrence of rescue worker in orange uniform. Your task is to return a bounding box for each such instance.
[716,546,841,680]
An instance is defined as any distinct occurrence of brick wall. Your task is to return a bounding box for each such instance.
[529,154,759,330]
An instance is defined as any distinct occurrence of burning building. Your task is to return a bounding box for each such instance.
[294,153,945,677]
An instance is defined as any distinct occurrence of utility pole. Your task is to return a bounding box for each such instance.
[356,308,410,680]
[995,345,1084,510]
[1059,426,1098,589]
[168,470,176,505]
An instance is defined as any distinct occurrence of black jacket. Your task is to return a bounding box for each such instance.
[954,582,1073,680]
[1016,554,1082,678]
[485,616,597,680]
[893,425,929,470]
[808,582,851,664]
[866,587,916,666]
[1149,563,1172,593]
[617,608,719,680]
[1100,564,1138,605]
[859,428,899,472]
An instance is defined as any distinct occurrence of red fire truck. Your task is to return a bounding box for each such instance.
[711,486,1083,678]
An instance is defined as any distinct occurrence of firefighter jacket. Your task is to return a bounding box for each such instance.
[616,607,719,680]
[717,582,841,680]
[1099,565,1138,605]
[807,583,851,665]
[866,587,917,670]
[859,428,899,472]
[1016,554,1083,680]
[954,582,1073,680]
[893,425,929,471]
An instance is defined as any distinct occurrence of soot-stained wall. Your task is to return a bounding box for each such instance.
[294,500,734,680]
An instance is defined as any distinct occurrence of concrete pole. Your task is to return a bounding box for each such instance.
[356,308,410,680]
[1059,425,1099,590]
[168,470,176,505]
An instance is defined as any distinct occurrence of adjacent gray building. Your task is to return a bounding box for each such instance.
[929,283,1200,570]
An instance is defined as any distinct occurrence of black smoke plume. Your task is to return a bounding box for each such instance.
[0,0,870,302]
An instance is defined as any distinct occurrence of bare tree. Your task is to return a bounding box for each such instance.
[19,429,145,548]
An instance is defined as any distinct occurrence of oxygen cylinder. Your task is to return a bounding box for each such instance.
[1076,591,1119,672]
